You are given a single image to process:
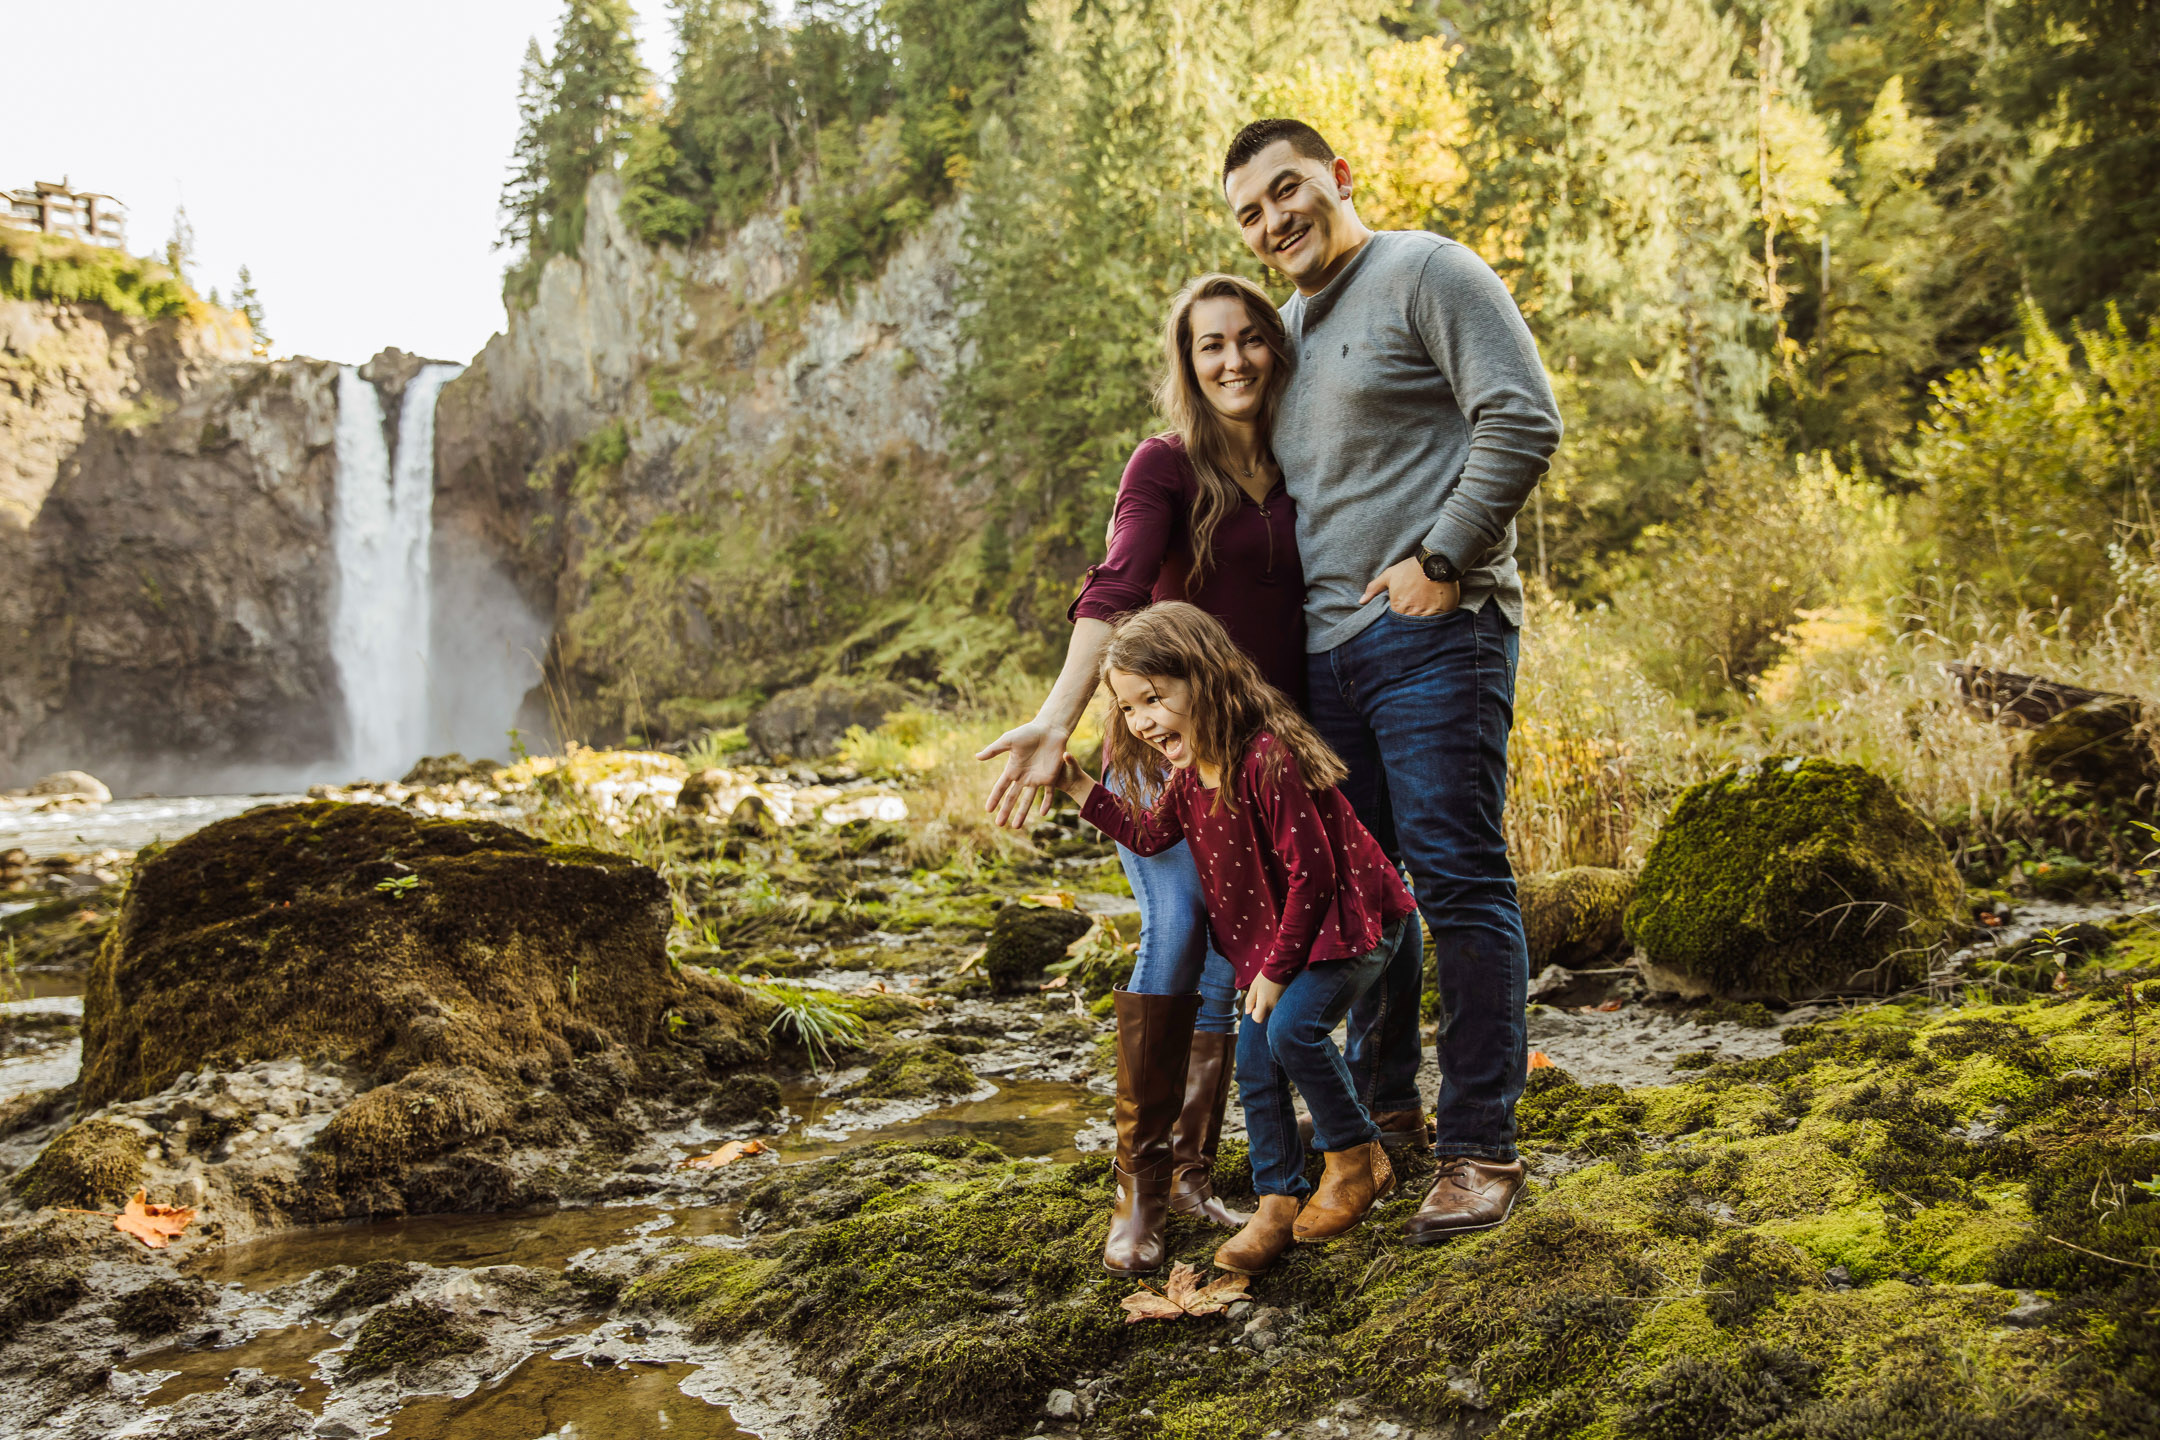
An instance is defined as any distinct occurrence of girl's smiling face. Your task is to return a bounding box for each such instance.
[1108,669,1200,771]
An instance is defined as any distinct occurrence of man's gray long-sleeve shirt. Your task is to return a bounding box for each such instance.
[1273,230,1563,651]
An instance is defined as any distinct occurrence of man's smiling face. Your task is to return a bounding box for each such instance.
[1224,138,1354,292]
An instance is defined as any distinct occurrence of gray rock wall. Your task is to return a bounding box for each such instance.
[0,297,353,791]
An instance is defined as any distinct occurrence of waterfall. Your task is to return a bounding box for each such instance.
[330,363,463,780]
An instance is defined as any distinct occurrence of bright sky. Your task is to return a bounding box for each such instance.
[4,2,666,367]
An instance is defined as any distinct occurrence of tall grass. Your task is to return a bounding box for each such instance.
[840,677,1061,870]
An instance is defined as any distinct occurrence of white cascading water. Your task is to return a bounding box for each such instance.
[329,363,463,780]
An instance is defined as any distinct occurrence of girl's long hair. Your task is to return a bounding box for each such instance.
[1153,273,1292,589]
[1101,602,1346,813]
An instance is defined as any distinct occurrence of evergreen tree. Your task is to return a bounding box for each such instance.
[2001,0,2160,323]
[231,264,270,353]
[500,2,649,294]
[164,205,196,287]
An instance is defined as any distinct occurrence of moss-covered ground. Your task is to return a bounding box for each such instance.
[623,931,2160,1440]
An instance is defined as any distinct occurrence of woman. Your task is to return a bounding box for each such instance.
[978,272,1303,1274]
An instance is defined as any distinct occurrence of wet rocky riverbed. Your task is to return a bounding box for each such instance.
[5,782,2152,1440]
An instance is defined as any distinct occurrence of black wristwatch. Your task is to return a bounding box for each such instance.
[1416,545,1462,585]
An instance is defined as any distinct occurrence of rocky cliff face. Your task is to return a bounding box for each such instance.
[0,297,352,791]
[434,174,981,741]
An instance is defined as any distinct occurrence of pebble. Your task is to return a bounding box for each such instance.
[1044,1388,1077,1418]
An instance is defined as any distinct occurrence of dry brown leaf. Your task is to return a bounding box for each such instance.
[113,1191,194,1249]
[953,945,988,976]
[1594,998,1624,1013]
[1527,1050,1556,1071]
[1021,891,1077,909]
[1040,975,1070,991]
[680,1138,771,1170]
[1119,1262,1250,1323]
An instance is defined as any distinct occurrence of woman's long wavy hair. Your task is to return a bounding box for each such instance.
[1154,273,1292,589]
[1101,602,1346,815]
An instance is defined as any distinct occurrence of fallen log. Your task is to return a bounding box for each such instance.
[1942,661,2141,728]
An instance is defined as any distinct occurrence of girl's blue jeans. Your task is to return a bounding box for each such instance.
[1116,840,1240,1035]
[1237,916,1406,1198]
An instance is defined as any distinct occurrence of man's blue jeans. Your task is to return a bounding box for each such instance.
[1116,840,1240,1035]
[1306,603,1528,1162]
[1236,917,1404,1197]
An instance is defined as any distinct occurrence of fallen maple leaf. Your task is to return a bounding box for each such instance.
[1119,1262,1251,1323]
[1594,998,1624,1012]
[1020,891,1077,909]
[681,1138,771,1170]
[114,1191,194,1249]
[1527,1051,1556,1072]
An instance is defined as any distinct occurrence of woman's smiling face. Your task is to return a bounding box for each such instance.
[1108,668,1200,770]
[1186,295,1275,427]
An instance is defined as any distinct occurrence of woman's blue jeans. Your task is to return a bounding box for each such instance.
[1237,916,1405,1197]
[1116,840,1240,1035]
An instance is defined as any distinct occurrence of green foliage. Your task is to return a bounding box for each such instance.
[1624,757,1964,995]
[741,977,868,1067]
[0,230,194,319]
[1907,303,2160,620]
[615,0,1026,292]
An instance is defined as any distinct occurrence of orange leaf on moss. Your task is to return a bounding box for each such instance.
[1527,1050,1555,1071]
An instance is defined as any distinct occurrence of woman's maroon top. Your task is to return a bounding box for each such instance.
[1069,435,1306,702]
[1080,732,1416,986]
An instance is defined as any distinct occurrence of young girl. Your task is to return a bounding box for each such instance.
[1054,602,1418,1273]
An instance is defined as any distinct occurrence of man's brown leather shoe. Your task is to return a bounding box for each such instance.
[1404,1156,1524,1243]
[1370,1109,1434,1151]
[1291,1141,1395,1241]
[1296,1108,1429,1151]
[1214,1194,1301,1274]
[1168,1032,1250,1228]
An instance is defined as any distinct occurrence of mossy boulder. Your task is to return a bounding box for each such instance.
[109,1276,215,1337]
[844,1040,979,1100]
[341,1299,483,1378]
[11,1118,145,1208]
[1624,758,1962,997]
[983,904,1092,994]
[80,802,682,1107]
[311,1065,514,1179]
[1521,866,1634,969]
[746,679,912,761]
[2013,698,2157,809]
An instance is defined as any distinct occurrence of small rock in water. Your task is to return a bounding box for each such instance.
[1044,1388,1077,1418]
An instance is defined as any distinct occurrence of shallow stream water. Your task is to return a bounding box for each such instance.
[0,794,306,858]
[110,1077,1105,1437]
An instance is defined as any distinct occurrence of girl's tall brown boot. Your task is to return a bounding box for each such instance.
[1103,989,1202,1274]
[1167,1031,1250,1228]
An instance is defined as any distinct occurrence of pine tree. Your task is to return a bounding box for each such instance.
[164,205,196,287]
[232,265,270,353]
[500,37,553,260]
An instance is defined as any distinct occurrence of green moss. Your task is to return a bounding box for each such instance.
[316,1261,422,1316]
[1521,865,1634,968]
[0,1225,89,1343]
[1625,757,1964,997]
[312,1066,513,1178]
[342,1300,484,1377]
[844,1040,979,1100]
[11,1119,146,1208]
[109,1277,214,1336]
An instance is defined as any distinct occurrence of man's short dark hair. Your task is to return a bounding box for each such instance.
[1223,119,1337,183]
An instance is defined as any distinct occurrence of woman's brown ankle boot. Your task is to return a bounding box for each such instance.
[1214,1195,1301,1274]
[1168,1031,1250,1228]
[1291,1140,1396,1241]
[1103,989,1202,1274]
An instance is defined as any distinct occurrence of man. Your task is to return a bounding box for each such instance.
[1222,118,1562,1239]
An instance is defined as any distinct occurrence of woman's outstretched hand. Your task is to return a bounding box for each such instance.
[976,718,1069,829]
